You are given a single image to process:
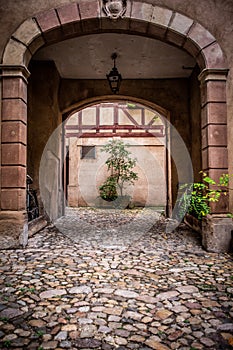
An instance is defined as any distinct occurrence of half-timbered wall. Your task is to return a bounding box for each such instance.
[66,103,167,209]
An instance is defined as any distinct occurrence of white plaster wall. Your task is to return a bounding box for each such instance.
[67,137,167,208]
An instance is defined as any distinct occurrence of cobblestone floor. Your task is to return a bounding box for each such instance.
[0,208,233,350]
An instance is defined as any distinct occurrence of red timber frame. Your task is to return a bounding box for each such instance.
[65,103,165,139]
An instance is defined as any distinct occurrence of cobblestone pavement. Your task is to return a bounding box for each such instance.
[0,208,233,350]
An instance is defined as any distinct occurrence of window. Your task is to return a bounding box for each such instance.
[81,146,96,159]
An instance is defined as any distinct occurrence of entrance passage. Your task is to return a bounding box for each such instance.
[64,102,170,212]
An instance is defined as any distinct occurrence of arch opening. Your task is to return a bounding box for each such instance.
[64,101,170,214]
[0,1,230,251]
[38,96,194,238]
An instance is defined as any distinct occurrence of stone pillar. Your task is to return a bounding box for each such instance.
[199,68,233,252]
[0,65,30,248]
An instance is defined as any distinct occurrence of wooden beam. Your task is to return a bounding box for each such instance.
[66,131,164,138]
[78,111,82,127]
[96,105,100,132]
[120,108,140,126]
[66,124,164,131]
[141,108,145,125]
[114,103,118,126]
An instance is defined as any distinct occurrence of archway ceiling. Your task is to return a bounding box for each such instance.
[33,33,196,79]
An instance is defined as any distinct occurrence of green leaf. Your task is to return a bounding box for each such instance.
[203,176,216,185]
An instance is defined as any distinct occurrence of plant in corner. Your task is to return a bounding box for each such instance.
[99,139,138,205]
[177,171,232,221]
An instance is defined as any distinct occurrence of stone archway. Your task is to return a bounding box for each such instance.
[62,97,173,216]
[64,101,169,209]
[0,1,230,249]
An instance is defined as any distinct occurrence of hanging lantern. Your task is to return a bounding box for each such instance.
[106,53,122,94]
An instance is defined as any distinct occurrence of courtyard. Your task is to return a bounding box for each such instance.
[0,208,232,350]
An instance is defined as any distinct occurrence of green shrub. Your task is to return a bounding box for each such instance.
[177,172,231,220]
[99,139,138,199]
[99,175,118,201]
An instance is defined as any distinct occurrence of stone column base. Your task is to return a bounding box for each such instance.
[202,214,233,253]
[0,211,28,249]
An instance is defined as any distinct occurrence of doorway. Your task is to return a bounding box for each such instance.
[64,101,171,215]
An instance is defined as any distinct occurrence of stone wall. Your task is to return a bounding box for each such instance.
[26,66,200,218]
[1,1,233,62]
[59,77,192,203]
[28,60,62,219]
[189,67,202,181]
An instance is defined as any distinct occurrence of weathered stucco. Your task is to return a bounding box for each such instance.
[66,106,167,209]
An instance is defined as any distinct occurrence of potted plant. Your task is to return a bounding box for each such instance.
[98,139,138,208]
